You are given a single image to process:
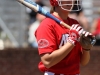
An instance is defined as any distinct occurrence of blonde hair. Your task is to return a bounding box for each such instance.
[50,6,55,13]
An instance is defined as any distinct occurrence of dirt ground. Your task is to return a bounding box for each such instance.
[0,46,99,75]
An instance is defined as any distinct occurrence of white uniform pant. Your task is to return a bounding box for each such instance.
[44,71,80,75]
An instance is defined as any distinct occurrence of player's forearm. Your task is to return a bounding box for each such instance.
[41,42,74,68]
[80,50,90,66]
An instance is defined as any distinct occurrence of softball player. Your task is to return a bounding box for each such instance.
[35,0,95,75]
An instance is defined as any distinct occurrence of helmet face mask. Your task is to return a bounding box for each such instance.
[57,0,82,11]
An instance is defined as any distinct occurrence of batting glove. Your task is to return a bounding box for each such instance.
[80,31,96,51]
[67,24,84,45]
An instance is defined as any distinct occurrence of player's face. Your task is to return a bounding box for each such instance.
[57,0,81,11]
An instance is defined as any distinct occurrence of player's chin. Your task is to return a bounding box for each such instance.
[62,6,72,11]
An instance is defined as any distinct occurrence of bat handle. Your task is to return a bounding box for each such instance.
[60,22,71,29]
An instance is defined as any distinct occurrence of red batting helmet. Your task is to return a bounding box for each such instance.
[49,0,58,6]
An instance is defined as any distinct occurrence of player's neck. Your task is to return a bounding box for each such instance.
[53,8,69,20]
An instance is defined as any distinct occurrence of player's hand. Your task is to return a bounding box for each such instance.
[67,24,84,45]
[80,31,96,51]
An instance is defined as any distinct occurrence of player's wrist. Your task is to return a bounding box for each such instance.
[82,48,91,51]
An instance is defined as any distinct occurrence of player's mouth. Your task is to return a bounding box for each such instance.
[62,5,73,9]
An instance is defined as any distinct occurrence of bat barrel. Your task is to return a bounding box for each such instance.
[17,0,71,29]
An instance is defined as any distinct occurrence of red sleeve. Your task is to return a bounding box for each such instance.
[35,19,57,55]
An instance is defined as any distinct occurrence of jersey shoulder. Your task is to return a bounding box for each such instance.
[36,17,56,34]
[36,17,57,31]
[41,17,56,26]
